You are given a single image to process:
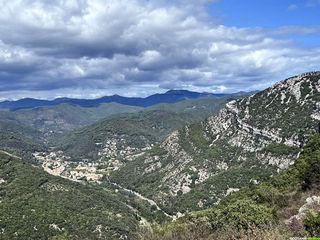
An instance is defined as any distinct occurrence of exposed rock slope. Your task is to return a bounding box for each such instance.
[111,72,320,213]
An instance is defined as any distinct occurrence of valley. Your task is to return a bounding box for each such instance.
[1,0,320,238]
[0,72,320,239]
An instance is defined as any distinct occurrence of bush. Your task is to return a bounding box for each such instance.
[264,143,300,156]
[210,198,275,230]
[304,211,320,237]
[295,134,320,189]
[253,183,288,207]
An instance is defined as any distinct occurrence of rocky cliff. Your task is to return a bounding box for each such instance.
[111,72,320,213]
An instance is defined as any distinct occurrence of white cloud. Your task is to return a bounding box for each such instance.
[0,0,319,99]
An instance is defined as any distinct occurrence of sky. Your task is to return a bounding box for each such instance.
[0,0,319,100]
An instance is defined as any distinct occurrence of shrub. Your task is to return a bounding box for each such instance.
[211,198,275,230]
[295,134,320,189]
[254,183,288,207]
[304,211,320,237]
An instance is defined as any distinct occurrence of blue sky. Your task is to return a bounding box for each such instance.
[0,0,319,100]
[211,0,320,46]
[212,0,320,28]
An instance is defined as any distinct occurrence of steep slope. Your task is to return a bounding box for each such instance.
[111,72,320,213]
[56,95,239,161]
[142,134,320,239]
[0,150,173,239]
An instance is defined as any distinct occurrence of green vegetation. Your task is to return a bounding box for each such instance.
[150,96,237,122]
[0,74,319,239]
[13,103,142,137]
[142,134,320,239]
[0,152,140,239]
[166,164,276,213]
[110,151,167,199]
[49,95,235,161]
[56,109,193,160]
[0,118,45,160]
[1,95,234,142]
[263,143,300,156]
[305,212,320,237]
[237,76,320,139]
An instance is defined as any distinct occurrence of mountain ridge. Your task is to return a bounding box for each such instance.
[0,90,254,111]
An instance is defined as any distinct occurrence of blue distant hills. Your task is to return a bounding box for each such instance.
[0,90,250,111]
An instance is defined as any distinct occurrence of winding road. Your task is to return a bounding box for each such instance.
[107,178,175,219]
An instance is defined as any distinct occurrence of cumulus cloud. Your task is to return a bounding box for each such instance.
[0,0,319,99]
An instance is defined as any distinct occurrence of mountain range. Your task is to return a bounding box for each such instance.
[0,91,248,159]
[0,90,246,111]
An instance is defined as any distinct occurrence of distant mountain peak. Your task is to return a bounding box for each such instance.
[165,89,195,94]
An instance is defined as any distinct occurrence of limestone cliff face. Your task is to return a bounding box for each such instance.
[112,72,320,213]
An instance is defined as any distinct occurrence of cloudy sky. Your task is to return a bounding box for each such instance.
[0,0,319,100]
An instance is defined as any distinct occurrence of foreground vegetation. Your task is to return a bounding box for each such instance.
[141,134,320,239]
[0,152,141,239]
